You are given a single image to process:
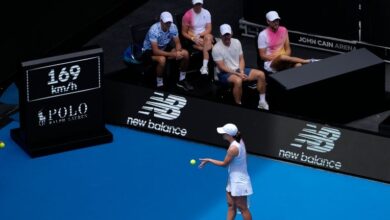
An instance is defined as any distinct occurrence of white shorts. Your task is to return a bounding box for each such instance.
[264,61,276,73]
[226,180,253,197]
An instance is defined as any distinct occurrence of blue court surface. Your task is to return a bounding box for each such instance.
[1,120,390,220]
[1,83,390,220]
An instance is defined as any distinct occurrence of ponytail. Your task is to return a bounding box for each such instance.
[234,131,242,142]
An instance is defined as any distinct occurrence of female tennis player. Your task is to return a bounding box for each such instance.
[199,123,253,220]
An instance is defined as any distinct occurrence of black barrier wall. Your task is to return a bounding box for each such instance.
[104,80,390,184]
[268,48,385,123]
[0,0,146,87]
[361,1,390,47]
[243,0,358,41]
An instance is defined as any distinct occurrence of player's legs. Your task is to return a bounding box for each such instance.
[227,74,243,105]
[245,68,268,109]
[246,68,266,94]
[151,55,167,87]
[235,196,252,220]
[151,55,166,77]
[170,48,189,71]
[294,63,303,67]
[193,34,213,75]
[271,54,309,71]
[226,191,237,220]
[202,34,213,61]
[192,34,213,58]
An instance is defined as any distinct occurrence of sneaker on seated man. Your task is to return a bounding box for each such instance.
[258,101,269,110]
[176,76,194,91]
[212,24,269,110]
[200,65,209,75]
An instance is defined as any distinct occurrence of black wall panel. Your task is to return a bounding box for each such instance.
[0,0,145,86]
[361,1,390,47]
[243,0,358,40]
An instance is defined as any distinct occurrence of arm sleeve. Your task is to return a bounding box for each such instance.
[238,40,243,55]
[212,46,223,61]
[258,32,267,49]
[170,24,179,38]
[149,26,158,42]
[182,10,192,27]
[205,10,211,23]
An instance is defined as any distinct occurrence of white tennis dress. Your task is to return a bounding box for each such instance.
[226,140,253,197]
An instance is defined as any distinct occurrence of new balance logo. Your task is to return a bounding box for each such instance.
[138,92,187,120]
[290,124,341,153]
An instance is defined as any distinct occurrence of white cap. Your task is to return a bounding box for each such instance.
[220,24,232,35]
[217,123,238,136]
[192,0,203,5]
[160,11,173,23]
[266,11,281,21]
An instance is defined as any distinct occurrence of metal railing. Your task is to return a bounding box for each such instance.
[239,18,390,63]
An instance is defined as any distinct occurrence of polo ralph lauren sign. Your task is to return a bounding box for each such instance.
[12,48,112,157]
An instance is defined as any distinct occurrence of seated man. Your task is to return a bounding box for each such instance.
[258,11,317,73]
[181,0,213,75]
[212,24,269,110]
[142,11,193,91]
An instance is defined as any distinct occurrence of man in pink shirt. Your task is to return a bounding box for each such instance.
[181,0,213,75]
[258,11,315,73]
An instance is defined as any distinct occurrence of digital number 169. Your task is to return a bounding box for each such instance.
[47,65,81,85]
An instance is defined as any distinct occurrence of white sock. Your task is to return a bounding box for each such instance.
[259,93,266,102]
[179,71,186,81]
[202,60,208,68]
[156,77,164,87]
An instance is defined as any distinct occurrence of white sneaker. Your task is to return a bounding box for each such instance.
[200,66,208,75]
[258,101,269,110]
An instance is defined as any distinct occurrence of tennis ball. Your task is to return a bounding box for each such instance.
[0,141,5,148]
[190,159,196,165]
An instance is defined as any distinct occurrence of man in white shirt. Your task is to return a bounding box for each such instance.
[212,24,269,110]
[181,0,213,75]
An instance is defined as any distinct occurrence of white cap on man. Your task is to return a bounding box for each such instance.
[220,24,232,35]
[217,123,238,136]
[266,11,281,21]
[160,11,173,23]
[192,0,203,5]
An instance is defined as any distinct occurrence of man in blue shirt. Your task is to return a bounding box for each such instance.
[143,11,193,91]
